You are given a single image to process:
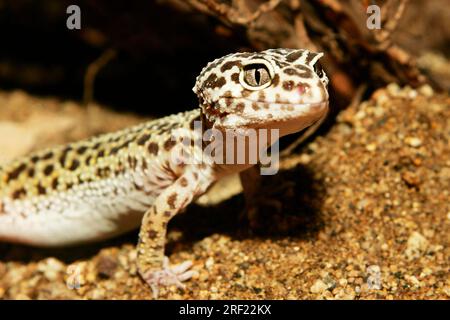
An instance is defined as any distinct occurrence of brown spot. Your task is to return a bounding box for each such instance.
[284,68,302,76]
[274,60,289,69]
[282,81,294,91]
[97,150,105,158]
[128,156,137,169]
[164,211,171,217]
[137,134,150,146]
[96,256,117,279]
[180,177,188,187]
[110,135,121,143]
[69,159,80,171]
[235,103,245,113]
[26,168,35,178]
[66,182,73,189]
[223,90,232,97]
[220,60,242,72]
[77,146,88,155]
[204,74,226,89]
[193,172,199,180]
[148,142,159,155]
[7,163,27,182]
[117,161,125,172]
[241,90,251,98]
[148,230,158,239]
[12,188,26,200]
[59,147,72,166]
[294,65,313,78]
[251,103,260,111]
[0,201,4,214]
[142,160,148,171]
[305,52,320,66]
[271,74,280,87]
[110,146,120,156]
[97,167,111,178]
[85,155,92,165]
[224,98,233,107]
[258,91,266,101]
[111,139,131,155]
[230,73,240,84]
[167,193,177,210]
[30,155,39,163]
[52,177,59,190]
[163,139,176,151]
[37,183,46,195]
[286,50,304,62]
[133,182,143,191]
[43,164,54,176]
[275,93,281,102]
[42,152,54,160]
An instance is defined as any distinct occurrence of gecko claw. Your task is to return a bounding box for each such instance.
[140,257,198,299]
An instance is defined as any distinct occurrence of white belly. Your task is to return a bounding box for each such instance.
[0,172,167,247]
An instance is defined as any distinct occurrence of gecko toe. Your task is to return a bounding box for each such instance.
[140,257,196,298]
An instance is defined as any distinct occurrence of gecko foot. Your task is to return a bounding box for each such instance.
[140,257,197,299]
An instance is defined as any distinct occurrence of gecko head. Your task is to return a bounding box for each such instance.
[193,48,329,135]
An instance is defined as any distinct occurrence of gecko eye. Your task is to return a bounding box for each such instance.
[240,63,272,90]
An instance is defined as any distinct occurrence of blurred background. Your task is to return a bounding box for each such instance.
[0,0,448,116]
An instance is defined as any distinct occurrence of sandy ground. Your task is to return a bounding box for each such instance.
[0,84,448,299]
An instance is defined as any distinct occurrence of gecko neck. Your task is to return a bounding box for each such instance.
[198,109,280,176]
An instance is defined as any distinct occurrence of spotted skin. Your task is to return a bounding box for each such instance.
[0,48,329,297]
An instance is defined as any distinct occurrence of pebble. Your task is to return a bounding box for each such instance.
[37,258,65,282]
[205,257,214,271]
[386,83,401,96]
[310,279,328,294]
[405,232,429,260]
[404,137,422,147]
[418,85,434,97]
[366,143,377,152]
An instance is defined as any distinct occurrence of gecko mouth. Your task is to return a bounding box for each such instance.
[203,104,230,119]
[207,96,328,126]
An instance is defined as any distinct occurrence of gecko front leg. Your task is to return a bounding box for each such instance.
[137,170,201,298]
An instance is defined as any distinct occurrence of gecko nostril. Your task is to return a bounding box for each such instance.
[297,82,310,95]
[297,83,307,95]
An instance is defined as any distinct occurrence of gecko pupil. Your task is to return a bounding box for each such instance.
[243,64,271,87]
[255,69,261,84]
